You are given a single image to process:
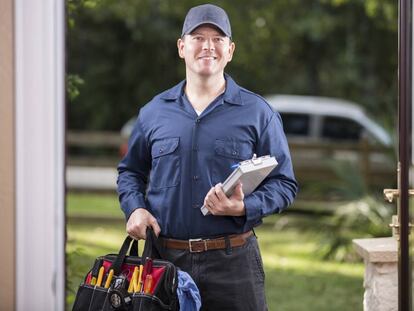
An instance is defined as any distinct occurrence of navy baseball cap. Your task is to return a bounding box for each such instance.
[181,4,232,38]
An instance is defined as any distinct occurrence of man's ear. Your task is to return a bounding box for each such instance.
[227,41,236,62]
[177,38,185,59]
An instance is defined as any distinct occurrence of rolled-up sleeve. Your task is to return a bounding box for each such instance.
[117,113,151,220]
[236,112,298,231]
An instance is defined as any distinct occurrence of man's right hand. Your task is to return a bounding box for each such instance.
[126,208,161,240]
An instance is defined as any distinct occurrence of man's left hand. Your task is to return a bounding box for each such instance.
[204,182,245,216]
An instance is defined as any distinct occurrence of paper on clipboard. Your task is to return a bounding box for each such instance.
[200,155,278,216]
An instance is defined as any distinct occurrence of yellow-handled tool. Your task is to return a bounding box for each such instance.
[95,266,105,287]
[128,266,139,293]
[104,269,114,288]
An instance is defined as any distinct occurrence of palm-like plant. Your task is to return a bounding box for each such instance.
[316,160,394,261]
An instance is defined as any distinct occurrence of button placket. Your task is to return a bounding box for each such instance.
[191,117,201,210]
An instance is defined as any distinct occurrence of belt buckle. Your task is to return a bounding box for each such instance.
[188,238,208,253]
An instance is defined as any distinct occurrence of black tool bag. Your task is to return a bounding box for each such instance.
[72,229,179,311]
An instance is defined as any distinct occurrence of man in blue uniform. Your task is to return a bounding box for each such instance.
[117,4,297,310]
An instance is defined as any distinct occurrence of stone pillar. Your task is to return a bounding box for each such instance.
[353,237,398,311]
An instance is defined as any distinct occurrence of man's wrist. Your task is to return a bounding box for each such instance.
[236,201,245,216]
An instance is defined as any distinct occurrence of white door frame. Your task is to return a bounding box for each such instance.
[15,0,66,309]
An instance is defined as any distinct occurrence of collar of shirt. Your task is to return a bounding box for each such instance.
[160,73,243,106]
[181,88,224,117]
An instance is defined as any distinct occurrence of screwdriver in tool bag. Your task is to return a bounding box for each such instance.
[104,269,114,288]
[128,266,139,293]
[89,259,103,285]
[141,258,153,293]
[143,275,153,294]
[142,258,153,278]
[136,265,144,292]
[96,266,105,287]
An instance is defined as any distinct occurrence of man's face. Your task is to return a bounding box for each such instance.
[177,25,235,77]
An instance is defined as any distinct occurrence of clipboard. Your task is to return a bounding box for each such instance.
[200,154,278,216]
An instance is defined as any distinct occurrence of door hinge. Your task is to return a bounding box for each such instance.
[384,189,414,238]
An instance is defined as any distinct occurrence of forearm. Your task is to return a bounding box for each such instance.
[117,112,151,220]
[117,166,149,220]
[234,175,298,230]
[235,111,298,228]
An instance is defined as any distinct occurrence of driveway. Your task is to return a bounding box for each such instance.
[66,166,117,190]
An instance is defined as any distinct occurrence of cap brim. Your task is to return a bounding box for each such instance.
[182,21,231,38]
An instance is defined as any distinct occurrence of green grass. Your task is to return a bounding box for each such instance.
[66,192,344,218]
[67,192,123,218]
[256,222,363,310]
[67,193,364,310]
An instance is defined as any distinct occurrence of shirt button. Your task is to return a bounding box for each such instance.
[232,151,238,156]
[196,119,201,123]
[193,175,199,181]
[159,149,164,154]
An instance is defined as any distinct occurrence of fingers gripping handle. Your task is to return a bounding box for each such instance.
[110,228,159,275]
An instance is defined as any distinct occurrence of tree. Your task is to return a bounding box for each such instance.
[68,0,397,131]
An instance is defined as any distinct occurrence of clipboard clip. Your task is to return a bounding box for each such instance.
[251,154,270,166]
[239,154,270,166]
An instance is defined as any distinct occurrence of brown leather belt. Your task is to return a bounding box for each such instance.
[160,231,253,253]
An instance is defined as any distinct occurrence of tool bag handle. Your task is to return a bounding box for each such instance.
[110,227,159,275]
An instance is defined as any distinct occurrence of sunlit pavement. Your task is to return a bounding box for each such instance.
[67,166,117,190]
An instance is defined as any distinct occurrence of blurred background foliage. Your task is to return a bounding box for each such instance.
[67,0,397,132]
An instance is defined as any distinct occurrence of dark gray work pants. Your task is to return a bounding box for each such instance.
[156,234,268,311]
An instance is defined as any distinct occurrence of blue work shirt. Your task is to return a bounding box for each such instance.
[117,74,298,239]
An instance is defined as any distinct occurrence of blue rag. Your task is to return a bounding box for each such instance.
[177,270,202,311]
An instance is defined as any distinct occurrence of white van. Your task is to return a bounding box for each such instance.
[266,95,391,147]
[266,95,394,187]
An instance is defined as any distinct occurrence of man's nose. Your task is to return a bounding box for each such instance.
[202,38,215,50]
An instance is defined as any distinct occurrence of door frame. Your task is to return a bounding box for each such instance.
[398,0,412,309]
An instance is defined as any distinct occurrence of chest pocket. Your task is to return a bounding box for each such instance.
[212,139,254,185]
[150,137,180,189]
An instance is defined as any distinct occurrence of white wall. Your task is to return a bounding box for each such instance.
[15,0,65,310]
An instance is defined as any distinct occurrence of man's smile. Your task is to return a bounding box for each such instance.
[198,56,217,60]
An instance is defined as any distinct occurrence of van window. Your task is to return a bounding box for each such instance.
[280,113,310,136]
[322,116,362,141]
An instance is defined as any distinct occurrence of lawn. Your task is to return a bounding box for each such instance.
[66,192,364,310]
